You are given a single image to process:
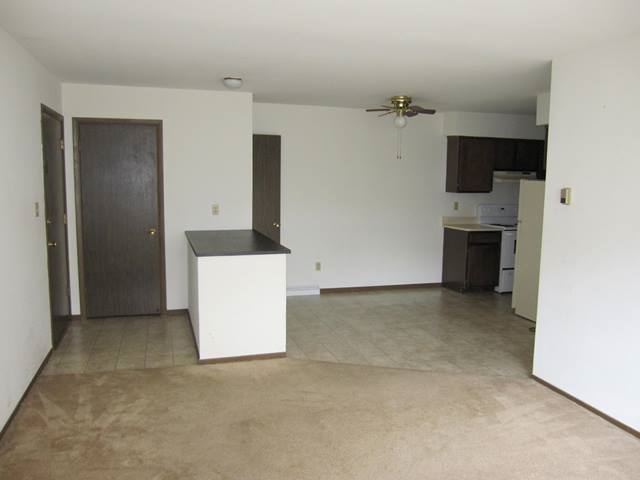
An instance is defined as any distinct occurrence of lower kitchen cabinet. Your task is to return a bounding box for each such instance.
[442,228,501,292]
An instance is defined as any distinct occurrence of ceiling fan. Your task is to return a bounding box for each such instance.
[366,95,436,128]
[366,95,436,159]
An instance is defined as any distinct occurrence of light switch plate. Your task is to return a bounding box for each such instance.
[211,203,220,215]
[560,188,571,205]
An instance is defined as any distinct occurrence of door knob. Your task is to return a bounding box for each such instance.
[47,241,57,247]
[272,222,280,228]
[148,228,157,236]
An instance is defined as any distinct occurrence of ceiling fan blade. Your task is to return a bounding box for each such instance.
[405,111,419,117]
[378,111,395,117]
[366,108,391,112]
[409,106,437,114]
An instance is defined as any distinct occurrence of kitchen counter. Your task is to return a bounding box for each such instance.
[186,229,289,363]
[444,224,503,232]
[185,229,290,257]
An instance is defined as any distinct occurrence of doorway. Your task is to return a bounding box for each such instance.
[74,119,165,318]
[252,134,281,242]
[41,105,71,347]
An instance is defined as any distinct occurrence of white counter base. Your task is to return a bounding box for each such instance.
[188,248,287,362]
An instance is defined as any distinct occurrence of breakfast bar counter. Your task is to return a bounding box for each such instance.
[186,230,291,363]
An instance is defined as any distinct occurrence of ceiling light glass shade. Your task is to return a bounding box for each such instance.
[222,77,243,89]
[394,114,407,128]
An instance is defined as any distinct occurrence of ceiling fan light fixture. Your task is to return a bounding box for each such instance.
[222,77,243,89]
[394,114,407,128]
[365,95,436,160]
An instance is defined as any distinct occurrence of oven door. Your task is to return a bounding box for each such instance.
[500,230,517,269]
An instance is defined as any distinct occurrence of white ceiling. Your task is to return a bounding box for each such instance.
[1,0,639,114]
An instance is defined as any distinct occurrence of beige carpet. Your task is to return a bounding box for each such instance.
[0,359,638,479]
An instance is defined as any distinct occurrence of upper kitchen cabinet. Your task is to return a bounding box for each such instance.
[494,139,544,172]
[446,136,495,193]
[494,139,517,171]
[446,136,546,192]
[515,139,544,172]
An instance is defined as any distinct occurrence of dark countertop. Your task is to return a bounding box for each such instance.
[185,230,291,257]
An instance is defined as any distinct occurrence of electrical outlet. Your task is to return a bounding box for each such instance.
[315,261,321,271]
[453,201,459,211]
[34,202,40,217]
[211,203,220,215]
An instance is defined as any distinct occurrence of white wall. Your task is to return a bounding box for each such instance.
[62,84,253,312]
[534,35,640,431]
[254,104,543,289]
[443,111,545,139]
[0,27,61,429]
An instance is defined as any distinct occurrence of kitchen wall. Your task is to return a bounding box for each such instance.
[254,104,543,290]
[62,84,253,312]
[534,34,640,431]
[443,111,545,139]
[0,27,61,430]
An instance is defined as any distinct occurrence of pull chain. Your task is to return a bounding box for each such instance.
[396,127,403,160]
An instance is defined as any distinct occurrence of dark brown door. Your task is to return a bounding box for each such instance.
[252,134,281,242]
[76,120,164,318]
[41,106,71,347]
[458,137,494,192]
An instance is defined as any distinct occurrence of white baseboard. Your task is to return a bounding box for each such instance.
[286,285,320,297]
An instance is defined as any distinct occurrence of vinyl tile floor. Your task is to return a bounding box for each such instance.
[45,288,533,378]
[42,312,198,375]
[286,288,535,377]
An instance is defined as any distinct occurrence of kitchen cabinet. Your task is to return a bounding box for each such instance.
[493,139,544,172]
[493,139,516,171]
[446,136,546,192]
[515,140,544,172]
[446,137,495,192]
[442,228,501,292]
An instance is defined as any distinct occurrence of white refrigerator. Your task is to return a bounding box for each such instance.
[512,180,545,322]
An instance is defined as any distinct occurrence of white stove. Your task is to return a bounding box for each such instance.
[477,205,518,293]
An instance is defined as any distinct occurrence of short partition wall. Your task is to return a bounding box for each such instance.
[187,247,287,362]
